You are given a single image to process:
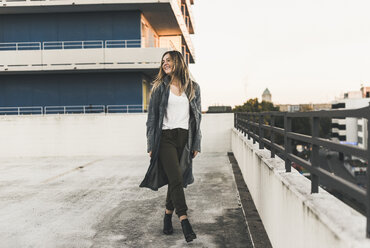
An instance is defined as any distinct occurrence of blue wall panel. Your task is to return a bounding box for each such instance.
[0,11,141,43]
[0,72,143,107]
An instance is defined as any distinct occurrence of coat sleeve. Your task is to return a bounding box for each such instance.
[146,88,157,153]
[192,83,202,152]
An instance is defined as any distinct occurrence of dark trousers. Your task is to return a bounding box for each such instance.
[158,128,189,217]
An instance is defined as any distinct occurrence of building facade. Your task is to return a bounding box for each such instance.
[276,103,331,112]
[331,90,370,149]
[0,0,195,113]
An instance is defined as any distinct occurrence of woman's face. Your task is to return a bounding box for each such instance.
[162,53,174,75]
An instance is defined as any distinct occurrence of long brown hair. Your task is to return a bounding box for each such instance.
[150,50,195,101]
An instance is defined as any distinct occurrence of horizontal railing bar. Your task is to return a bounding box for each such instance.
[248,131,259,143]
[241,119,258,128]
[0,39,145,51]
[250,132,285,154]
[238,119,285,135]
[45,105,104,107]
[237,106,369,119]
[273,143,285,154]
[287,154,367,205]
[314,137,367,157]
[286,132,368,159]
[271,126,285,135]
[237,111,285,117]
[246,124,368,160]
[286,107,369,118]
[261,123,285,135]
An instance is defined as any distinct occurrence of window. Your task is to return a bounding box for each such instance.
[141,16,159,48]
[358,137,363,144]
[358,125,363,132]
[338,124,346,130]
[332,103,345,109]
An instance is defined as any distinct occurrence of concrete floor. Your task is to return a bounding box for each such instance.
[0,153,253,248]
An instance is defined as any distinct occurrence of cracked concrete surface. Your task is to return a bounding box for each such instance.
[0,153,253,248]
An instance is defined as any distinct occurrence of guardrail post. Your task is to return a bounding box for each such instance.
[311,116,320,193]
[18,107,20,115]
[247,113,250,139]
[244,113,248,136]
[252,114,256,144]
[241,113,244,134]
[271,115,275,158]
[234,113,237,129]
[367,117,370,238]
[259,113,264,149]
[64,106,66,114]
[284,114,292,172]
[240,113,247,136]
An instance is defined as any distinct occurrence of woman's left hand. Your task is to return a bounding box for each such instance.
[192,151,199,158]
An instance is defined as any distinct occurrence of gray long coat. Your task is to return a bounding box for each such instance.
[139,76,202,191]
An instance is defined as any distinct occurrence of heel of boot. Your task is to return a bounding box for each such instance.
[163,213,173,235]
[181,219,196,243]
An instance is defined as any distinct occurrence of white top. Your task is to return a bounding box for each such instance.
[162,90,190,130]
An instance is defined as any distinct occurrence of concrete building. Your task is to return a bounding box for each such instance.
[276,103,331,112]
[331,88,370,149]
[262,88,271,102]
[361,85,370,98]
[342,91,362,100]
[0,0,195,113]
[207,105,232,113]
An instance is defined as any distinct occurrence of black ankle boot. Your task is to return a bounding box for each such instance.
[163,213,173,235]
[181,219,197,243]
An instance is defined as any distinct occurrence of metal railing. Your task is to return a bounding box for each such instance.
[0,106,43,115]
[44,105,105,114]
[106,105,147,113]
[0,39,141,51]
[234,106,370,237]
[0,104,148,115]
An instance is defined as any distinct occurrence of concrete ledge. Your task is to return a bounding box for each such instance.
[231,128,370,248]
[0,113,233,157]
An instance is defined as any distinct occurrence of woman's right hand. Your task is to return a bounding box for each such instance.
[149,151,152,157]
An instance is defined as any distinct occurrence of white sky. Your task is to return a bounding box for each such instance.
[188,0,370,110]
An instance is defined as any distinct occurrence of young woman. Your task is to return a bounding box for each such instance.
[139,50,202,243]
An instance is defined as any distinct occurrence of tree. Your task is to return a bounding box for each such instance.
[233,98,279,112]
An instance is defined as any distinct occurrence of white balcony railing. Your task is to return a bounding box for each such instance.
[0,104,150,115]
[0,40,141,51]
[0,0,152,3]
[0,39,169,72]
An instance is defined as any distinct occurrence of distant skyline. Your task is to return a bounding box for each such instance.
[189,0,370,110]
